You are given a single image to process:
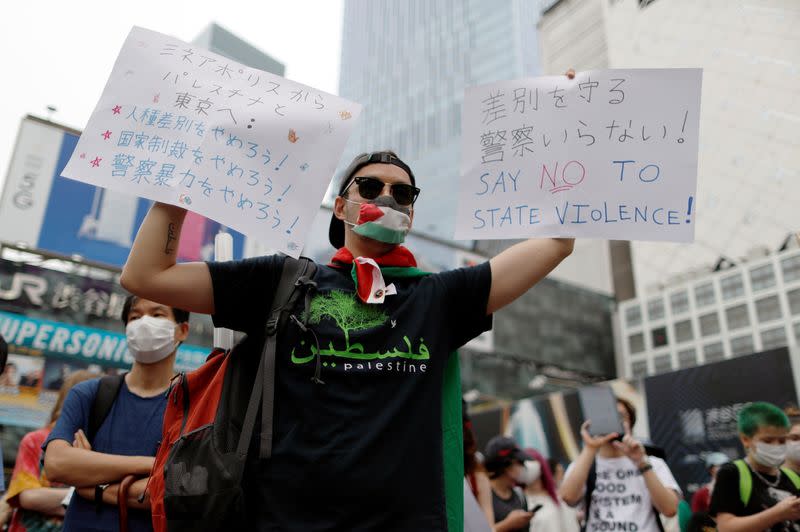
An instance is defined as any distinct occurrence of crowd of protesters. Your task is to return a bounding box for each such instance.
[0,143,796,531]
[463,398,800,532]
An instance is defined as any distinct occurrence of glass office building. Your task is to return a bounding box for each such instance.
[339,0,541,241]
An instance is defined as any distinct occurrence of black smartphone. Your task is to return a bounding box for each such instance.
[578,385,625,440]
[529,503,544,514]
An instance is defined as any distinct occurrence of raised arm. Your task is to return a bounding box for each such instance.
[559,421,619,505]
[612,434,679,516]
[120,202,214,314]
[487,238,574,315]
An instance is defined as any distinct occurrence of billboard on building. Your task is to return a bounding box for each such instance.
[0,116,247,267]
[0,309,208,429]
[0,254,212,428]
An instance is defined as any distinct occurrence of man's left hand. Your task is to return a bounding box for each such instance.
[613,434,647,466]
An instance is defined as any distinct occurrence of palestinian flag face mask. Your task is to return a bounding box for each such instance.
[347,195,412,244]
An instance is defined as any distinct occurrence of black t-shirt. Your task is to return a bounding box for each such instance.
[491,487,528,532]
[709,462,800,532]
[207,255,493,531]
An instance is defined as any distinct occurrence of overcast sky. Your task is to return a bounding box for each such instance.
[0,0,343,192]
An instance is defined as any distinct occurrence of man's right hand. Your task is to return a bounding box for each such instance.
[773,496,800,523]
[581,420,620,450]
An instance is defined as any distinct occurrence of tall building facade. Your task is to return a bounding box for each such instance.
[616,242,800,379]
[339,0,541,241]
[538,0,800,298]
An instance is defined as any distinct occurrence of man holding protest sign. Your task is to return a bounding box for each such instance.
[121,147,573,529]
[119,60,578,525]
[61,23,703,529]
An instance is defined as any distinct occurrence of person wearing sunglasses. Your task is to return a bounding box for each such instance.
[120,72,575,532]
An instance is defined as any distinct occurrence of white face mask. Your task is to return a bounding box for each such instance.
[786,441,800,463]
[126,316,178,364]
[514,460,542,486]
[752,441,787,469]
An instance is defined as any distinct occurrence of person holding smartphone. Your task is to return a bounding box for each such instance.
[484,436,537,532]
[559,397,681,532]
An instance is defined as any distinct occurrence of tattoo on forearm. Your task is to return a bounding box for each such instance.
[165,223,177,255]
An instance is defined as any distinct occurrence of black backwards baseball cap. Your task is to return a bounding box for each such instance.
[328,151,416,249]
[483,436,532,477]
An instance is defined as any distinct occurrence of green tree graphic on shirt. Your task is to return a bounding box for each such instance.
[308,291,387,351]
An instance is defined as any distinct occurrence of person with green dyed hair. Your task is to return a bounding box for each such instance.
[709,401,800,531]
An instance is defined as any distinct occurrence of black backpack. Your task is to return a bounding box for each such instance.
[87,256,318,447]
[154,256,317,531]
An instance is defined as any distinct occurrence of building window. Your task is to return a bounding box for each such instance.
[694,282,715,308]
[670,291,689,315]
[674,320,694,343]
[647,298,665,321]
[730,335,755,357]
[699,312,721,337]
[704,342,725,363]
[788,289,800,316]
[725,304,750,331]
[721,274,745,301]
[761,327,788,350]
[782,254,800,283]
[755,296,782,323]
[654,354,672,374]
[629,333,645,354]
[750,264,776,292]
[651,327,668,348]
[631,360,648,378]
[678,348,697,368]
[625,305,642,327]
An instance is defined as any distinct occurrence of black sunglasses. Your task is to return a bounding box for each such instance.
[343,176,420,206]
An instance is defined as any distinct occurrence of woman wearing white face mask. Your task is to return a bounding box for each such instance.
[484,437,535,532]
[709,402,800,532]
[522,449,579,532]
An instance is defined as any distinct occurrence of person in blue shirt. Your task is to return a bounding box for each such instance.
[43,296,189,532]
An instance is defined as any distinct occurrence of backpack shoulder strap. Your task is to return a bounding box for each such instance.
[580,461,598,532]
[734,459,752,507]
[88,374,125,442]
[258,256,316,459]
[266,257,309,334]
[782,467,800,490]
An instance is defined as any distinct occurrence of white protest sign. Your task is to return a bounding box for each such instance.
[61,26,361,258]
[455,69,702,242]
